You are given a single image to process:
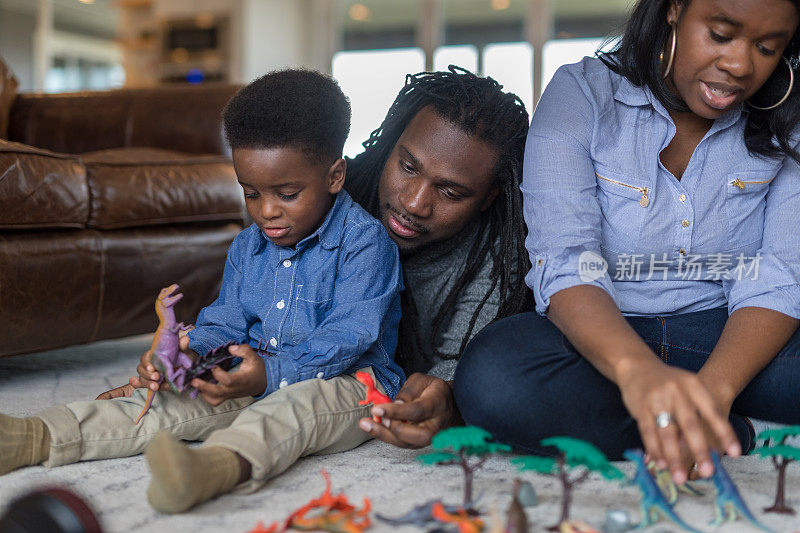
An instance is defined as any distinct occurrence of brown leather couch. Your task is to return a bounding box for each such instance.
[0,82,246,357]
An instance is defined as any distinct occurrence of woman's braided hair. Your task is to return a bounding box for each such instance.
[345,66,532,372]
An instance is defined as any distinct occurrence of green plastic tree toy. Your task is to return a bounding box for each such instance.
[417,426,511,507]
[512,437,623,531]
[751,425,800,515]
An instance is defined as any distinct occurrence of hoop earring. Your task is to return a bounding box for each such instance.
[660,24,677,80]
[747,56,795,111]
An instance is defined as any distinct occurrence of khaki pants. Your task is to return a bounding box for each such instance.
[36,368,379,492]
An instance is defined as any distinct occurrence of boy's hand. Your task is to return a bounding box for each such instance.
[190,344,266,406]
[130,349,172,392]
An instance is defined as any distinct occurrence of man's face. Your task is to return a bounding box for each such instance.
[233,146,345,248]
[377,106,500,254]
[667,0,798,119]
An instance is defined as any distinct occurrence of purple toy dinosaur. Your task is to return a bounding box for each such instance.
[134,284,193,424]
[134,284,240,424]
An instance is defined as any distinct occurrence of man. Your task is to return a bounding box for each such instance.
[344,66,531,447]
[100,66,532,449]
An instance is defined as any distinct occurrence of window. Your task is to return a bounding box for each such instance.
[542,38,604,91]
[433,45,478,74]
[332,48,425,158]
[483,42,533,117]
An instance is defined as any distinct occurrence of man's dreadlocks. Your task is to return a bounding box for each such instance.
[345,65,532,372]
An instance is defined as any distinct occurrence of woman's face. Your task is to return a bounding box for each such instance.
[667,0,798,119]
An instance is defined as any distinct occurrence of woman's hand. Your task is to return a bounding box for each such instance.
[190,344,266,406]
[358,372,456,448]
[616,358,740,484]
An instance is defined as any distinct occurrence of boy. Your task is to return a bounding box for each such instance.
[0,69,404,513]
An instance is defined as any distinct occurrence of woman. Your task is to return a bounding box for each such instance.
[455,0,800,486]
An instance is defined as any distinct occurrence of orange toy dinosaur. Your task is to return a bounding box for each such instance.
[355,371,392,424]
[431,502,485,533]
[247,470,371,533]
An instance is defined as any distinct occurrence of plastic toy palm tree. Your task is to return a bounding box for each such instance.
[417,426,511,507]
[751,425,800,515]
[512,437,623,531]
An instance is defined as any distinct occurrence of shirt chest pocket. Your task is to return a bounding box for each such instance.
[724,170,773,252]
[291,284,334,344]
[594,170,650,253]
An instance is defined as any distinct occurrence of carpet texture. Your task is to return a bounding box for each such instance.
[0,335,797,532]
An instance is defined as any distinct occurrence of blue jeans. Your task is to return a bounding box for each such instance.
[453,307,800,460]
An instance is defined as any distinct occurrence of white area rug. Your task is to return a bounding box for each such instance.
[0,335,797,533]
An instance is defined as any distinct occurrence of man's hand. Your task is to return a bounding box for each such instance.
[190,344,266,406]
[357,372,456,448]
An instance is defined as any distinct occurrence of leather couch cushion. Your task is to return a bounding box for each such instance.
[7,84,239,155]
[0,54,17,139]
[0,223,240,357]
[83,148,243,229]
[0,140,89,229]
[0,229,103,354]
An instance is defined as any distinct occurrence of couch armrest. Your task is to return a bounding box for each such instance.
[7,83,241,155]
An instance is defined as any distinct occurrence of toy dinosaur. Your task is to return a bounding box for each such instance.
[431,502,484,533]
[355,371,392,423]
[376,499,475,528]
[506,478,530,533]
[248,470,371,533]
[707,451,775,532]
[622,449,701,533]
[134,284,239,424]
[558,520,598,533]
[134,284,193,424]
[647,460,704,504]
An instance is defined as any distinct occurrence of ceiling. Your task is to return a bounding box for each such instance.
[0,0,636,40]
[0,0,118,39]
[339,0,636,29]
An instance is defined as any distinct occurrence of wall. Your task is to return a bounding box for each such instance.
[0,7,36,90]
[239,0,335,82]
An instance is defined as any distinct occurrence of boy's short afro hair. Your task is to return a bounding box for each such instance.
[222,69,351,163]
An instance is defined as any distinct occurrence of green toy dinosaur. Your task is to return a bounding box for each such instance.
[707,451,775,532]
[623,449,701,533]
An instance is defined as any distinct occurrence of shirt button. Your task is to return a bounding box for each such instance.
[276,300,285,309]
[283,259,292,268]
[316,372,324,379]
[679,248,686,255]
[269,337,277,347]
[279,379,288,389]
[681,220,690,228]
[678,194,686,202]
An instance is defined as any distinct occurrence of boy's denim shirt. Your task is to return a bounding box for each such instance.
[187,189,405,399]
[524,57,800,320]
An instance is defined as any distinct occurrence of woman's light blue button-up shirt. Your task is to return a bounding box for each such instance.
[523,57,800,319]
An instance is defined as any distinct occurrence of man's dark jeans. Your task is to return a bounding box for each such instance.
[453,307,800,459]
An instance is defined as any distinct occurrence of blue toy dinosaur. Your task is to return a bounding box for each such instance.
[623,449,702,533]
[707,451,775,533]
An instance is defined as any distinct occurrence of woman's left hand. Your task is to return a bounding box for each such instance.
[190,344,266,406]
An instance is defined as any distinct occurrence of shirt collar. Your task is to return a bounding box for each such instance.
[250,189,352,256]
[614,75,744,132]
[613,76,651,108]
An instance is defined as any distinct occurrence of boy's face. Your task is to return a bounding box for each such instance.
[377,105,500,254]
[233,146,345,248]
